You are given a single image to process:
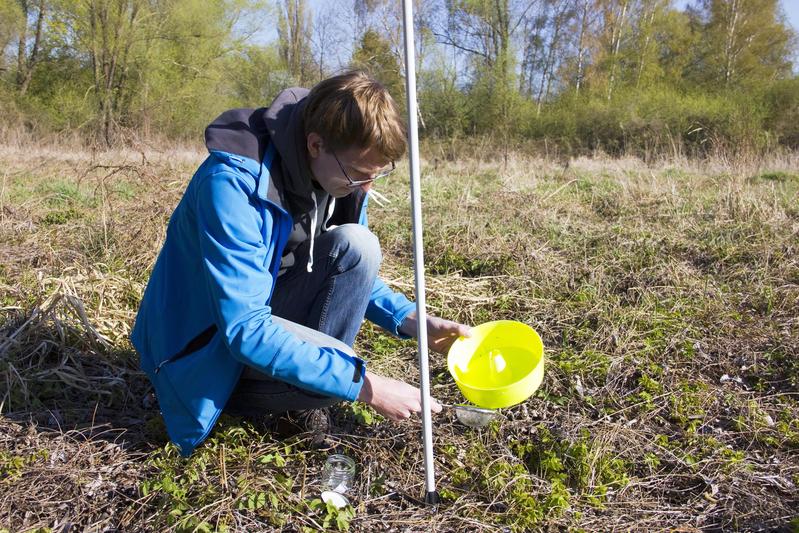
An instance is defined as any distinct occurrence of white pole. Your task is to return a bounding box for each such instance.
[400,0,438,505]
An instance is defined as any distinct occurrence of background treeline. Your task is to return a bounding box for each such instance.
[1,0,797,158]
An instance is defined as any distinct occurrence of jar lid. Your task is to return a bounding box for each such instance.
[321,490,350,509]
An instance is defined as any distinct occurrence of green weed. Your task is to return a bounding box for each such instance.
[512,427,631,511]
[428,246,518,277]
[669,380,709,432]
[0,449,49,483]
[36,180,96,208]
[753,171,797,182]
[42,206,83,225]
[551,348,611,385]
[306,498,355,531]
[636,372,664,410]
[343,402,379,426]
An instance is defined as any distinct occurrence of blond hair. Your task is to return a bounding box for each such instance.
[303,71,407,161]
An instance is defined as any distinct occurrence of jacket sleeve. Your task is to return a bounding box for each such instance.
[358,194,416,337]
[366,278,416,338]
[195,170,365,401]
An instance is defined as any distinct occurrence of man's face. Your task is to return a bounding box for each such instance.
[306,132,392,198]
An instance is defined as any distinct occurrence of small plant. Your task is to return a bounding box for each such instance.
[552,348,611,385]
[349,402,376,426]
[670,380,709,432]
[306,498,355,532]
[42,207,83,225]
[236,490,268,511]
[0,450,49,483]
[636,373,663,410]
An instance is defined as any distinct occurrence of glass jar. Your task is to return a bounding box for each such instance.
[321,454,356,494]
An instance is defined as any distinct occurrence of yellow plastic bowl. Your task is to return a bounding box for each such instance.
[447,320,545,409]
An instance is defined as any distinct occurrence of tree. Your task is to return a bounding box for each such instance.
[438,0,513,76]
[436,0,521,132]
[351,28,404,102]
[48,0,151,144]
[125,0,265,138]
[351,0,436,81]
[14,0,47,95]
[418,48,468,137]
[520,1,549,98]
[598,0,631,100]
[630,0,666,89]
[690,0,795,89]
[277,0,313,85]
[229,44,293,105]
[526,0,575,113]
[651,5,697,88]
[32,0,258,142]
[571,0,595,94]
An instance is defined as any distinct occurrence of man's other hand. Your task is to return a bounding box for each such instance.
[399,311,472,355]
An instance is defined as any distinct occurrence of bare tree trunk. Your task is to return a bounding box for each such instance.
[16,1,28,90]
[87,0,140,146]
[535,32,550,112]
[16,0,45,96]
[636,0,657,88]
[534,1,556,113]
[724,0,739,87]
[496,0,512,130]
[606,0,628,101]
[114,3,139,134]
[537,0,567,114]
[519,5,545,97]
[279,0,312,84]
[575,0,589,95]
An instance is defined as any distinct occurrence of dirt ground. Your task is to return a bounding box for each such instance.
[1,145,797,532]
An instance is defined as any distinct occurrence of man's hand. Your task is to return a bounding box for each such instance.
[357,371,442,421]
[399,311,472,355]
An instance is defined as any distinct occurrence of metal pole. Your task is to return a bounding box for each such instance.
[400,0,439,506]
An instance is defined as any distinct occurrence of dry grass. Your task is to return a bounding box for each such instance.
[1,144,798,532]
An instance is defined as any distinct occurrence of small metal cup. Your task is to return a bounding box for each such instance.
[443,403,497,428]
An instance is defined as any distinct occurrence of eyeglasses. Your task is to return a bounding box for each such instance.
[332,150,395,187]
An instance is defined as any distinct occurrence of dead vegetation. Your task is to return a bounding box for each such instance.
[1,144,798,532]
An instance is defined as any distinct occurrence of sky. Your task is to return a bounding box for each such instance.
[781,0,799,31]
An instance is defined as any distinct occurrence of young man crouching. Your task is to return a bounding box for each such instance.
[131,71,470,455]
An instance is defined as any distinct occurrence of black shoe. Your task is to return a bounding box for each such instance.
[300,408,331,432]
[286,408,331,447]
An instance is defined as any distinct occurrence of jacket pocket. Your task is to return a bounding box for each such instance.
[154,324,218,374]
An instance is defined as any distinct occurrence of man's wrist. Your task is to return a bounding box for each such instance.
[399,312,418,337]
[357,371,375,403]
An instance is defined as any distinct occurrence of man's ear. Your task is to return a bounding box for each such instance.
[307,132,324,159]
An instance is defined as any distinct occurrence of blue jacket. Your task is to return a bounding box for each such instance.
[131,101,415,456]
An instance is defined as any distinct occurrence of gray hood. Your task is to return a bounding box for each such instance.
[204,87,316,215]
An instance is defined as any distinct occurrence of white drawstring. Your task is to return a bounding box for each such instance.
[325,197,336,228]
[307,192,318,272]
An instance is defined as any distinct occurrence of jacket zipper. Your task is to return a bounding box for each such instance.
[154,324,218,374]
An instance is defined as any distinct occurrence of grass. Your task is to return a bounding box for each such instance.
[1,144,798,531]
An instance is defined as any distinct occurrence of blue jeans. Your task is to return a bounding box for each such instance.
[225,224,381,418]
